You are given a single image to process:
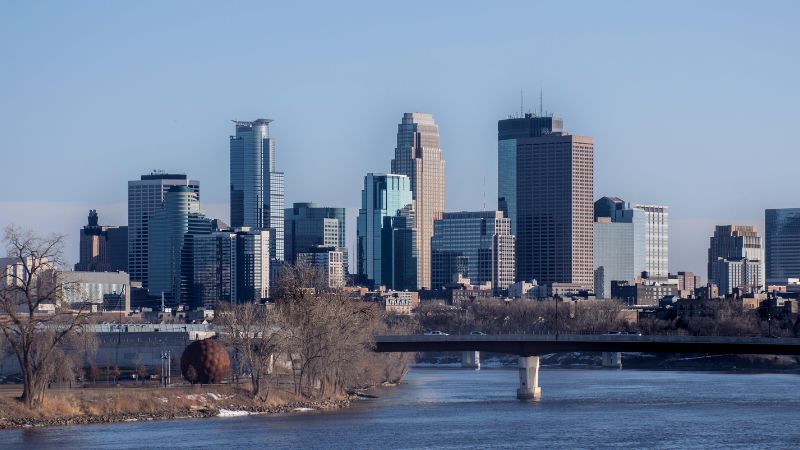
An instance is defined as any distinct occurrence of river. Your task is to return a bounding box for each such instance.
[3,368,800,449]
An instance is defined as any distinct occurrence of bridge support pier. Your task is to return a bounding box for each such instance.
[461,351,480,370]
[602,352,622,369]
[516,355,541,401]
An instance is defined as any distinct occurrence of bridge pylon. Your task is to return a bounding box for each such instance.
[516,355,541,401]
[461,351,480,369]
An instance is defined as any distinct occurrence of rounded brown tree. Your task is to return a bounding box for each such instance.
[180,338,231,384]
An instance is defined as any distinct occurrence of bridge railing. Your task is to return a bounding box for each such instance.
[382,329,784,339]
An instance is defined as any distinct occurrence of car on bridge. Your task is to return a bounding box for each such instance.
[470,331,487,336]
[425,330,449,336]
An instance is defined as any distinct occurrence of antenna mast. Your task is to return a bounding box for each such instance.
[539,89,543,116]
[520,89,524,116]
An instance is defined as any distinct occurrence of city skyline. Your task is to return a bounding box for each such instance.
[3,1,800,277]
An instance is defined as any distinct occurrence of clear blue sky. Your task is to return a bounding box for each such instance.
[2,1,799,278]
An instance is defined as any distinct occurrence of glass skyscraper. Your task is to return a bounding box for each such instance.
[284,202,346,264]
[357,173,414,289]
[431,211,515,293]
[765,208,800,282]
[148,185,211,306]
[230,119,285,262]
[391,113,445,290]
[127,172,199,289]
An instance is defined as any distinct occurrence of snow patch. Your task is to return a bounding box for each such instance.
[293,407,315,412]
[218,409,250,417]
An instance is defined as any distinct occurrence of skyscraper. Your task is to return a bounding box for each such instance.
[284,202,346,264]
[707,225,764,294]
[356,173,414,289]
[127,171,199,289]
[148,185,211,306]
[765,208,800,282]
[75,209,128,272]
[390,113,445,290]
[193,227,270,308]
[230,119,285,262]
[431,211,515,293]
[501,114,593,288]
[498,113,563,236]
[593,197,668,297]
[297,245,347,288]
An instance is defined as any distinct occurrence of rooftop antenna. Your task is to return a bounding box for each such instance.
[539,89,543,116]
[520,89,524,117]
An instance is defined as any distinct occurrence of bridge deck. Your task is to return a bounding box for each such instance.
[374,334,800,356]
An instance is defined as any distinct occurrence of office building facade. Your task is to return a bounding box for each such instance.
[297,245,347,288]
[708,225,764,295]
[230,119,285,261]
[148,185,211,306]
[193,228,270,308]
[431,211,515,293]
[284,202,346,264]
[765,208,800,282]
[356,173,415,289]
[390,113,445,290]
[638,205,669,279]
[128,172,199,289]
[75,209,128,272]
[503,115,593,288]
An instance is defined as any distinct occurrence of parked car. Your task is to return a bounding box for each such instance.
[607,331,623,335]
[626,331,642,336]
[425,330,449,336]
[470,331,487,335]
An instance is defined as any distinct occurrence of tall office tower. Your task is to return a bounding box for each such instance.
[383,204,418,291]
[502,114,593,288]
[431,211,515,293]
[75,209,128,272]
[230,119,285,261]
[193,227,270,308]
[638,205,669,279]
[765,209,800,283]
[148,186,211,306]
[707,225,764,294]
[356,173,414,289]
[498,113,563,236]
[128,172,199,289]
[284,202,346,264]
[297,245,347,288]
[390,113,445,290]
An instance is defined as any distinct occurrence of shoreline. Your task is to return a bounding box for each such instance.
[0,389,355,431]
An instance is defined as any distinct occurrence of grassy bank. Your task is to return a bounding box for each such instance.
[0,385,352,430]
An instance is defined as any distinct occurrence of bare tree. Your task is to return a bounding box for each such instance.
[0,226,94,408]
[216,301,285,401]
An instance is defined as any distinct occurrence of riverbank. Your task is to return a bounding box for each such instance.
[0,385,353,430]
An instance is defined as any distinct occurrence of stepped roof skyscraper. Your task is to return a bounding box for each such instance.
[390,113,445,290]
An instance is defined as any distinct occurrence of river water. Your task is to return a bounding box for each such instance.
[3,368,800,449]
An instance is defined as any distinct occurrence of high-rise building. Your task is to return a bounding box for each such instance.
[128,172,199,289]
[75,210,128,272]
[193,227,270,308]
[707,225,764,295]
[297,245,347,288]
[498,113,563,236]
[431,211,515,293]
[765,208,800,283]
[501,114,593,289]
[148,185,211,306]
[638,205,669,279]
[230,119,285,262]
[593,197,668,296]
[356,173,414,289]
[390,113,445,290]
[284,202,346,264]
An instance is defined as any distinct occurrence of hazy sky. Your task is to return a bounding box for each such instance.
[2,1,799,278]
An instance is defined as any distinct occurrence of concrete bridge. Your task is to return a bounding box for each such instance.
[374,334,800,401]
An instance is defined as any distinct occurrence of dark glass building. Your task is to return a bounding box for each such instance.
[765,208,800,282]
[284,202,346,264]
